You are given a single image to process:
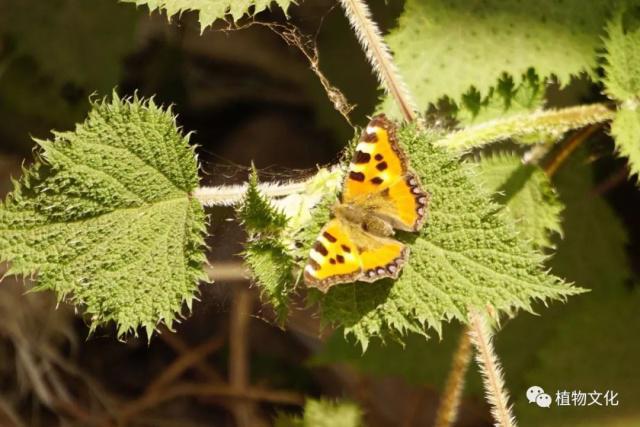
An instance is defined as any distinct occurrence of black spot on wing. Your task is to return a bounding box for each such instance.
[353,151,371,164]
[341,244,351,253]
[375,153,383,161]
[370,177,384,185]
[349,171,365,182]
[336,254,345,263]
[376,161,388,171]
[362,131,378,143]
[323,231,337,242]
[313,241,329,256]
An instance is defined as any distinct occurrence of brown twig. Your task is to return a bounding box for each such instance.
[159,330,223,382]
[229,287,257,427]
[433,331,473,427]
[544,124,602,178]
[147,334,225,394]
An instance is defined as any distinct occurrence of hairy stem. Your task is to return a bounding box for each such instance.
[468,310,517,427]
[193,180,308,207]
[338,0,417,122]
[434,330,473,427]
[438,103,614,152]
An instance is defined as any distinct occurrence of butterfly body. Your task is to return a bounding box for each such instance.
[304,115,429,292]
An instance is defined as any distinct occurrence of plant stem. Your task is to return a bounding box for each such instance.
[434,330,473,427]
[438,103,614,152]
[338,0,417,122]
[468,310,517,427]
[193,180,308,207]
[544,124,601,177]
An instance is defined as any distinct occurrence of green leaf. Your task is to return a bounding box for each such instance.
[122,0,296,29]
[611,106,640,178]
[455,71,545,126]
[603,5,640,101]
[604,5,640,178]
[317,123,579,349]
[275,399,363,427]
[243,167,342,319]
[0,94,208,338]
[315,152,640,427]
[501,149,638,427]
[384,0,613,116]
[0,0,138,91]
[476,153,563,249]
[237,167,288,235]
[244,239,294,321]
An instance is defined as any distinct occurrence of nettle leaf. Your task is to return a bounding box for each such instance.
[603,6,640,101]
[455,71,545,127]
[239,170,293,320]
[476,153,563,249]
[317,123,579,348]
[611,107,640,178]
[122,0,296,29]
[245,239,294,321]
[604,6,640,178]
[502,149,638,426]
[275,399,362,427]
[238,167,288,235]
[384,0,612,116]
[0,95,208,338]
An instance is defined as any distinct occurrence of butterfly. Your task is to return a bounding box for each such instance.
[303,114,429,292]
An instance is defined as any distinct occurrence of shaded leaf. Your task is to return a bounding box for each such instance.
[476,153,563,249]
[603,5,640,101]
[384,0,613,116]
[275,399,362,427]
[123,0,296,29]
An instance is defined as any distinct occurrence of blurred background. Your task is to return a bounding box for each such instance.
[0,0,638,426]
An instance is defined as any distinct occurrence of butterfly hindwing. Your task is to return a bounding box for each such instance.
[304,217,409,291]
[304,218,362,291]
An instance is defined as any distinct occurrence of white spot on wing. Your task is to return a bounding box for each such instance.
[309,250,324,263]
[305,265,317,274]
[355,142,375,154]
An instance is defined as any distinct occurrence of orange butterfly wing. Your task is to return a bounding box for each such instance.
[342,114,428,231]
[304,218,409,292]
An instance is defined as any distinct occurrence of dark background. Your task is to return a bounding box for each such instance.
[0,0,638,426]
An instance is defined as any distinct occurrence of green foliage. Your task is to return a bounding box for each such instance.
[315,151,640,427]
[123,0,296,29]
[275,399,362,427]
[611,107,640,178]
[476,153,563,248]
[0,0,138,91]
[604,5,640,178]
[503,150,639,426]
[384,0,612,116]
[0,94,208,338]
[244,239,295,322]
[317,122,579,349]
[455,71,545,126]
[603,5,640,101]
[238,168,288,235]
